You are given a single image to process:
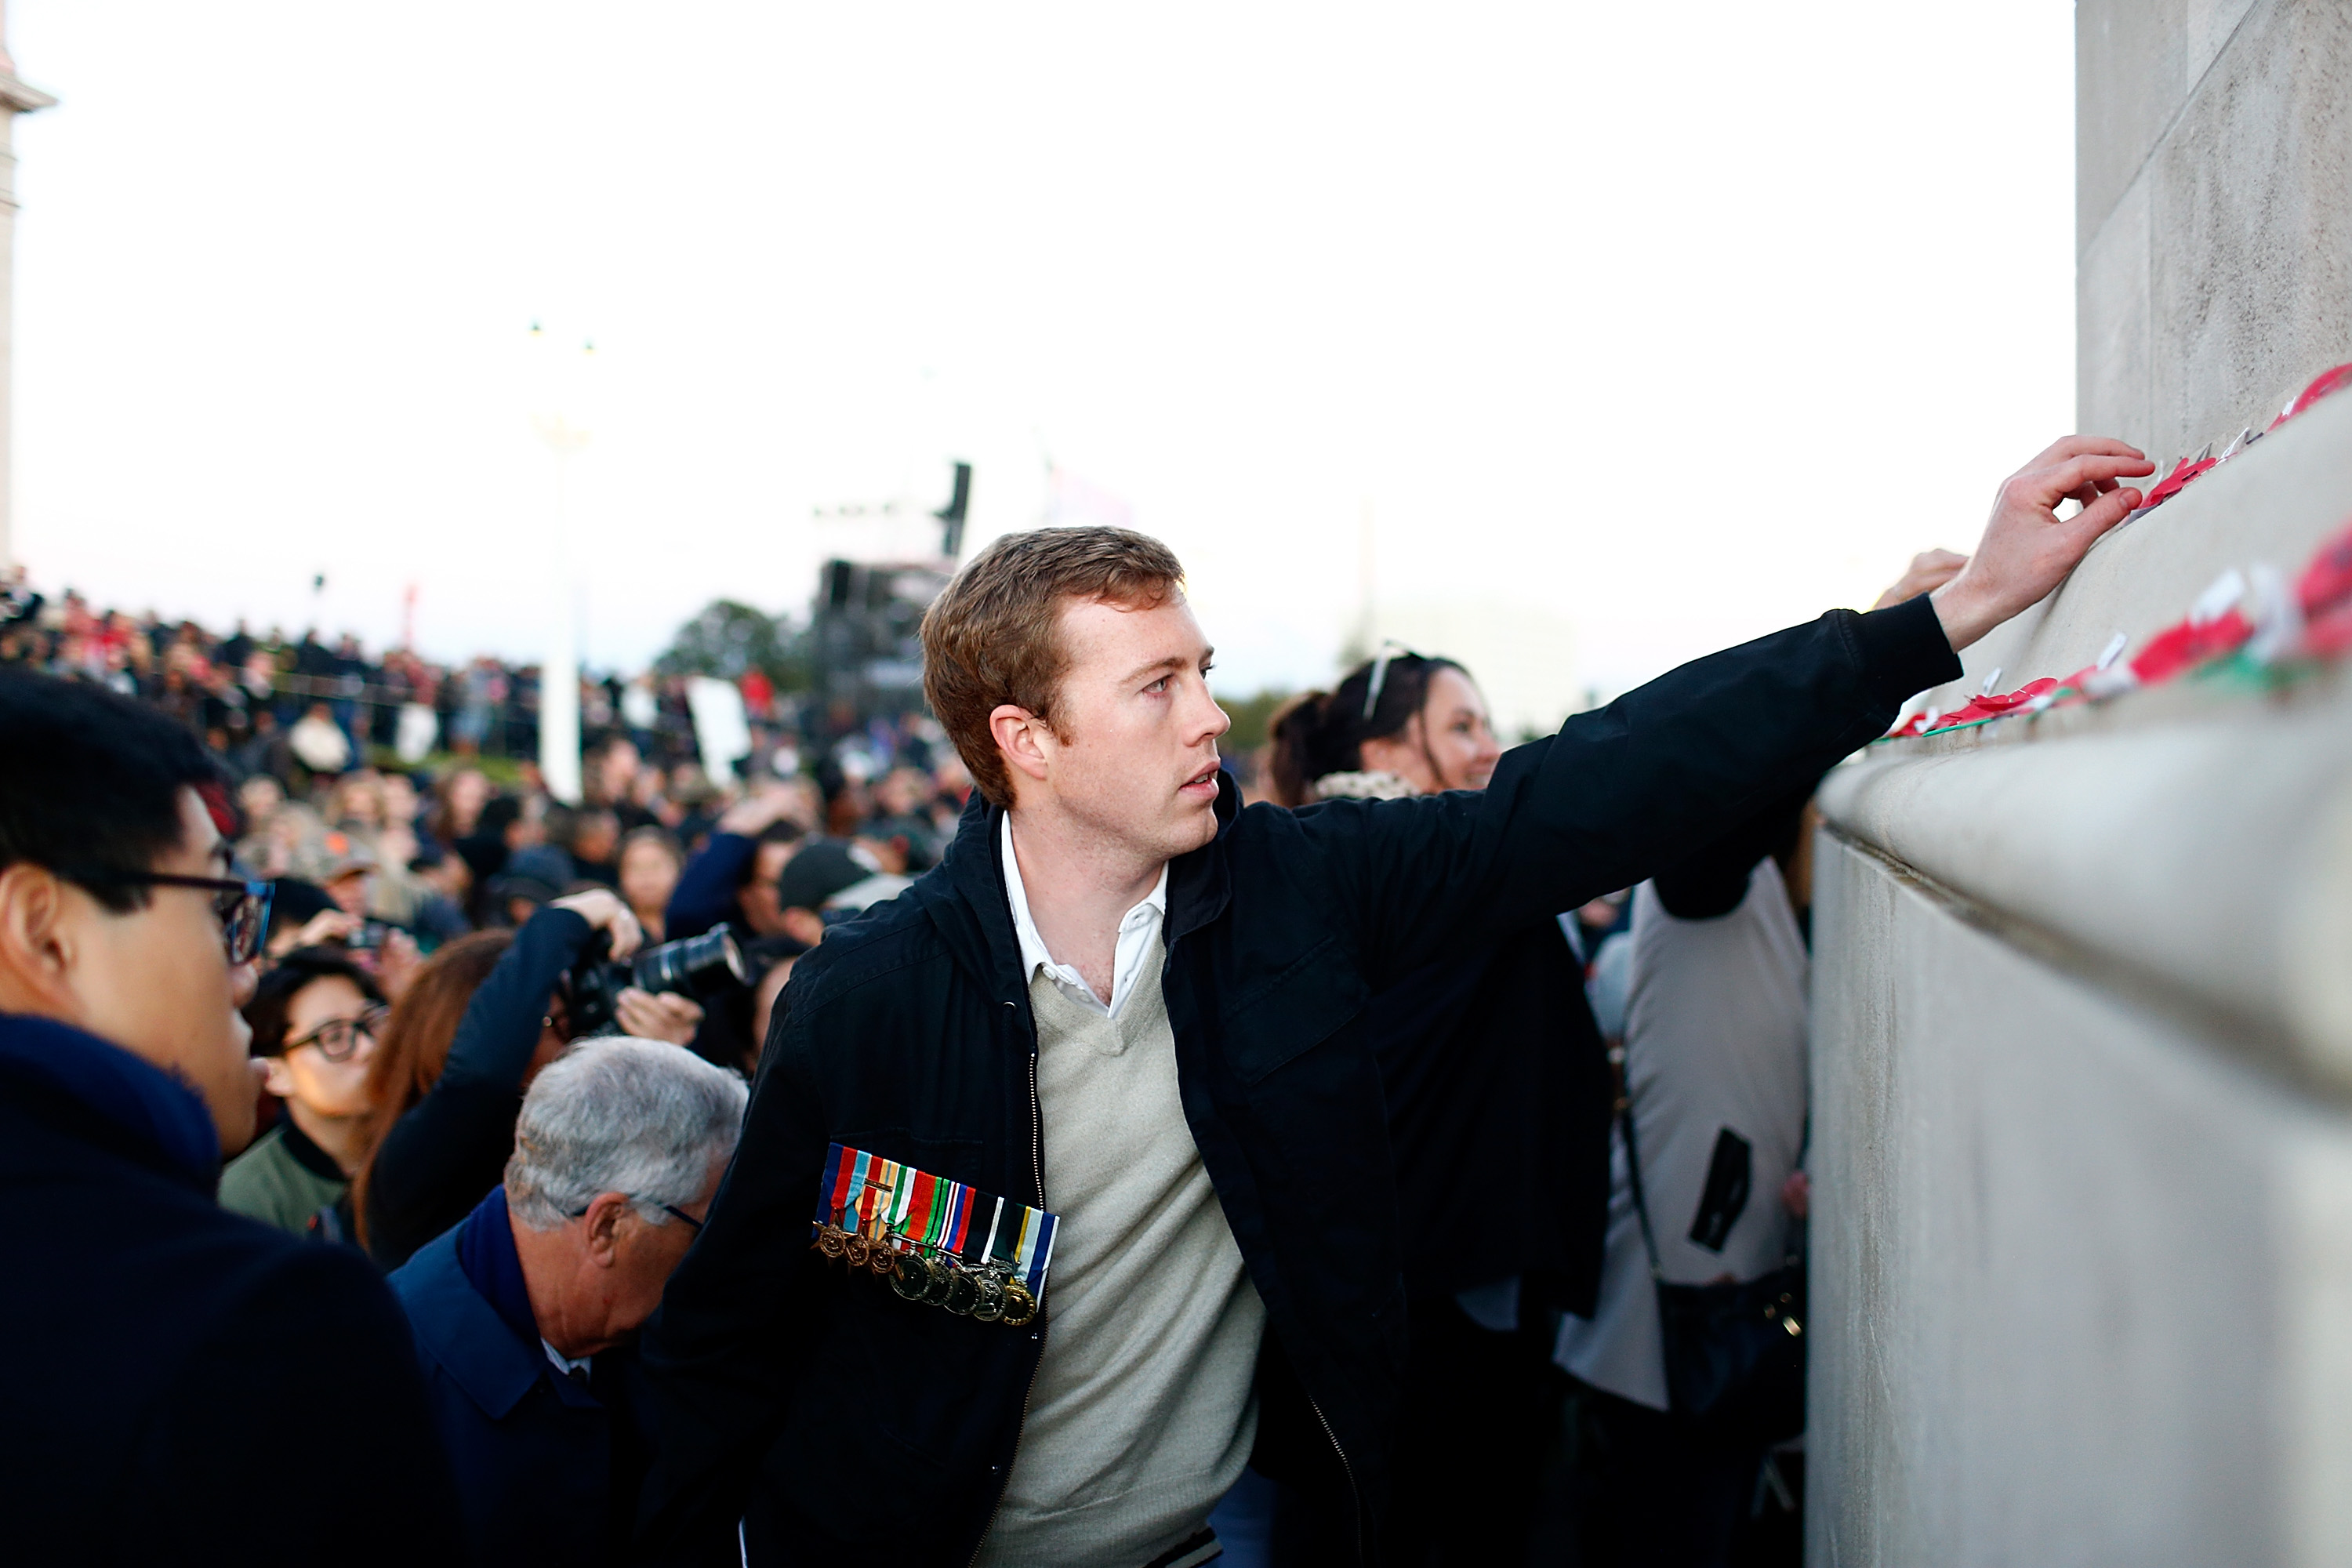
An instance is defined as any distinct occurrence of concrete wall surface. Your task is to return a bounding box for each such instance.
[2078,0,2352,468]
[1808,322,2352,1560]
[1809,833,2352,1566]
[1803,4,2352,1559]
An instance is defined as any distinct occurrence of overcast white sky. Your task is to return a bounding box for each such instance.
[9,2,2077,702]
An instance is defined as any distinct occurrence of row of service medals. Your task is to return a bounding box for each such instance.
[811,1209,1038,1326]
[808,1144,1052,1329]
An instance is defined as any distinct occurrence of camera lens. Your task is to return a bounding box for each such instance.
[632,924,750,996]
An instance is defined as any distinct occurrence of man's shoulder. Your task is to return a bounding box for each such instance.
[384,1222,477,1330]
[387,1228,550,1421]
[1214,797,1369,899]
[4,1099,397,1381]
[213,1226,409,1335]
[0,1124,456,1559]
[789,883,958,1011]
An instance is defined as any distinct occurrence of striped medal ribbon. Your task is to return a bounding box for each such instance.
[887,1166,972,1305]
[1000,1202,1057,1324]
[808,1142,855,1258]
[848,1155,902,1276]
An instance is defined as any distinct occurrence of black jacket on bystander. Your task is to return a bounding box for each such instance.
[0,1010,461,1564]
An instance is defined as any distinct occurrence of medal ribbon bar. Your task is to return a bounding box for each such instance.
[808,1141,1062,1319]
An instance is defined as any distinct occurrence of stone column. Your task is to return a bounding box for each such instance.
[0,15,52,574]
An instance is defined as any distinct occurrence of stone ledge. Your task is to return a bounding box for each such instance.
[1926,383,2352,728]
[1820,679,2352,1096]
[1821,381,2352,1094]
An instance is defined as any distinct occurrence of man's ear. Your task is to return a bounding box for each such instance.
[779,907,826,946]
[0,864,85,1019]
[987,704,1053,793]
[259,1056,296,1099]
[583,1191,633,1267]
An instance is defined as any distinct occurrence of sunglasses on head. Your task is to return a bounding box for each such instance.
[1361,640,1421,723]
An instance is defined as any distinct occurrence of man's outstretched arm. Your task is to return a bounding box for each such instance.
[1306,435,2151,975]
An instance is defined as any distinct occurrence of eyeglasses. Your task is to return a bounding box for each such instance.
[61,869,274,964]
[1361,640,1418,723]
[285,1004,390,1063]
[564,1201,706,1232]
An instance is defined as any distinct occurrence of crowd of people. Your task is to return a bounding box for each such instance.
[0,434,2154,1566]
[0,564,949,797]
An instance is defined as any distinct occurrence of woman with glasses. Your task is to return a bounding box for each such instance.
[219,948,390,1235]
[1250,648,1614,1568]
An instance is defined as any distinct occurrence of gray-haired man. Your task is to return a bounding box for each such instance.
[389,1036,746,1567]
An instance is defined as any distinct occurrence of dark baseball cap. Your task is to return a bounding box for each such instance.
[775,838,871,913]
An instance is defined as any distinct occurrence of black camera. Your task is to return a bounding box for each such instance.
[343,918,405,953]
[564,923,750,1039]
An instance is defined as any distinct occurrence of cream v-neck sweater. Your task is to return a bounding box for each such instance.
[971,969,1265,1568]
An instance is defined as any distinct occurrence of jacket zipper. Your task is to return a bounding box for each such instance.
[1305,1388,1365,1564]
[967,1030,1047,1568]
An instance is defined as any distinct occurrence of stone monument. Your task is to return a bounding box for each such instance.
[1807,4,2352,1564]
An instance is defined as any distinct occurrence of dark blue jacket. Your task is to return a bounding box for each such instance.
[636,597,1959,1566]
[665,830,759,942]
[664,832,778,1070]
[0,1011,460,1564]
[390,1189,656,1566]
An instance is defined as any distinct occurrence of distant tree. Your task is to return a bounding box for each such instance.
[655,601,810,691]
[1217,688,1294,753]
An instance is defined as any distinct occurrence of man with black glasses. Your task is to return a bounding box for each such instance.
[0,671,461,1563]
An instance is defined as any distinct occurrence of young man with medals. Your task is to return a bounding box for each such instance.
[634,436,2154,1566]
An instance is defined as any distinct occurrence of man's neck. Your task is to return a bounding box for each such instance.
[509,1215,617,1361]
[285,1099,371,1177]
[1006,808,1164,1005]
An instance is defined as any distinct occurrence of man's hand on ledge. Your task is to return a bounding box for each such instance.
[1929,436,2154,651]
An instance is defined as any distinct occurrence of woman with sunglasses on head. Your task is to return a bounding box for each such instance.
[1256,647,1614,1567]
[220,947,390,1235]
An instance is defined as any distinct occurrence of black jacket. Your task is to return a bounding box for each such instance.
[1377,779,1824,1315]
[365,905,593,1269]
[0,1011,461,1564]
[636,598,1958,1565]
[1371,913,1610,1311]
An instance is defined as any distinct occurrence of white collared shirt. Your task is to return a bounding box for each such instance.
[542,1338,591,1381]
[1000,812,1169,1019]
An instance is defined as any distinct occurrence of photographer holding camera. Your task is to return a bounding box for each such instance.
[362,886,709,1270]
